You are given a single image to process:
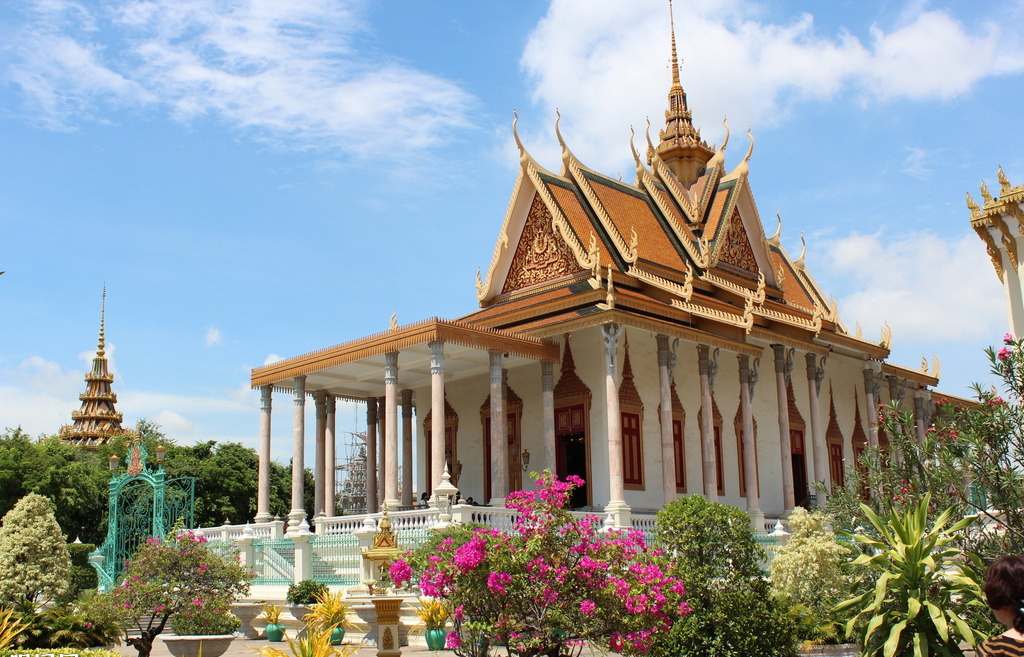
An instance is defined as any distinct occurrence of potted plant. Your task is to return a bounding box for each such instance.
[255,626,359,657]
[306,590,351,645]
[261,604,286,642]
[165,609,239,657]
[92,529,252,657]
[416,598,450,651]
[285,580,328,626]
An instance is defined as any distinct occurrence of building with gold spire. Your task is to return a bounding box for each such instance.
[60,289,125,448]
[240,3,949,533]
[968,168,1024,336]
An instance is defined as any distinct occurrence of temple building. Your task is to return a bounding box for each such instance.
[247,8,948,531]
[60,289,125,448]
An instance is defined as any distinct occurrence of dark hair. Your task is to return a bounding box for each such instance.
[984,555,1024,633]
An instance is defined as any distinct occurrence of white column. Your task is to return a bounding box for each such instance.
[772,345,795,513]
[657,334,679,506]
[488,351,508,505]
[541,361,556,473]
[288,376,306,531]
[401,389,414,507]
[365,398,378,514]
[377,395,386,507]
[864,365,881,449]
[325,395,336,517]
[739,354,763,528]
[603,324,629,525]
[429,341,446,497]
[806,354,828,503]
[256,385,273,522]
[697,344,719,501]
[384,352,400,509]
[313,392,327,516]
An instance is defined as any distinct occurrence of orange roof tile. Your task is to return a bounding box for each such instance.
[770,250,816,310]
[543,179,617,270]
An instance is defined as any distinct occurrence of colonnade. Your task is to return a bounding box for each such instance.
[253,328,928,530]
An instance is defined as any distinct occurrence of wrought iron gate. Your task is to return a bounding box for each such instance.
[89,439,195,592]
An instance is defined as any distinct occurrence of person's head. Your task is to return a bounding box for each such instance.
[984,555,1024,633]
[420,492,428,500]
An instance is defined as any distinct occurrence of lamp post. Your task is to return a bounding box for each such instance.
[521,448,531,472]
[432,464,459,527]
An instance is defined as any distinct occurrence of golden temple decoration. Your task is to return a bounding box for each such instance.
[880,320,892,349]
[126,436,144,476]
[502,194,580,294]
[724,127,754,180]
[793,233,807,271]
[855,322,863,339]
[931,353,941,379]
[630,262,694,302]
[716,213,760,273]
[389,312,398,331]
[966,192,981,216]
[980,180,993,205]
[999,165,1012,194]
[767,211,782,248]
[60,287,125,449]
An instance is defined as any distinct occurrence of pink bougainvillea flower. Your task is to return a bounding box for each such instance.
[389,558,413,587]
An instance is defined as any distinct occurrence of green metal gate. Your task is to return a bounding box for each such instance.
[89,439,195,592]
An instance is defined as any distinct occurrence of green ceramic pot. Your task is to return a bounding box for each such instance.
[265,624,286,642]
[425,628,447,651]
[330,627,345,646]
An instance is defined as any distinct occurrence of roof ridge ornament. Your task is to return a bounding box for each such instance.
[999,165,1012,194]
[725,127,754,179]
[767,210,783,247]
[706,116,729,170]
[793,233,807,270]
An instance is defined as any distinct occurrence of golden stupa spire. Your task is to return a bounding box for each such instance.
[654,0,714,187]
[59,286,124,449]
[98,285,106,357]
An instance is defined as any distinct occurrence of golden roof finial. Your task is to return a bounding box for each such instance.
[980,180,993,204]
[669,0,680,87]
[98,285,107,357]
[998,165,1012,193]
[389,311,398,330]
[966,191,980,214]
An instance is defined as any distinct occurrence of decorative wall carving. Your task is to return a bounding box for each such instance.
[502,194,580,294]
[717,211,759,273]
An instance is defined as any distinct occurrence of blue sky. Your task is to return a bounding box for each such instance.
[2,0,1023,464]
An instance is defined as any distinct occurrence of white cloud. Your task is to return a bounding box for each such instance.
[816,230,1004,343]
[517,0,1024,174]
[263,353,284,366]
[205,327,222,347]
[4,0,476,154]
[901,146,937,181]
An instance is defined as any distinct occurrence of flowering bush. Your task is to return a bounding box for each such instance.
[94,530,252,657]
[397,472,688,657]
[169,607,240,636]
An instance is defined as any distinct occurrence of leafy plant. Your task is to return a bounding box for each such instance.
[253,626,358,657]
[415,598,450,631]
[286,580,327,606]
[170,608,240,636]
[834,493,988,657]
[0,607,28,650]
[306,590,350,632]
[651,494,797,657]
[262,604,284,625]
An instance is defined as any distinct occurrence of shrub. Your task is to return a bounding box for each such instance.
[401,472,688,657]
[64,543,99,602]
[0,493,72,603]
[770,508,857,644]
[12,592,122,649]
[170,608,240,636]
[285,580,327,606]
[651,495,797,657]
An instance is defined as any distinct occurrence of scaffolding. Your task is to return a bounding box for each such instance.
[335,431,368,515]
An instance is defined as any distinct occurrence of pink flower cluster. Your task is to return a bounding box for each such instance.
[413,471,689,656]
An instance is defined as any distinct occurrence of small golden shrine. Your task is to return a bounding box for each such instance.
[60,288,125,448]
[361,506,402,588]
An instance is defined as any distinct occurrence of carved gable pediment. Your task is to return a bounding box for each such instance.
[717,210,759,274]
[501,194,580,294]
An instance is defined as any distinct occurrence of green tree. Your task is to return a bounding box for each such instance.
[0,493,73,603]
[651,495,797,657]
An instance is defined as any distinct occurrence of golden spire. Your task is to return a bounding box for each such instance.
[654,0,714,187]
[98,285,106,357]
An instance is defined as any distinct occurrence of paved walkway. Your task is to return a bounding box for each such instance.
[115,636,449,657]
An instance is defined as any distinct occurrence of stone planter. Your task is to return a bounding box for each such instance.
[231,602,264,639]
[799,643,860,657]
[163,635,235,657]
[288,604,314,624]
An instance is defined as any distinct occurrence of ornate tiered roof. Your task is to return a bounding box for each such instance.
[60,289,125,448]
[466,4,931,387]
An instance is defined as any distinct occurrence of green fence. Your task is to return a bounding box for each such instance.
[310,534,361,586]
[253,538,295,585]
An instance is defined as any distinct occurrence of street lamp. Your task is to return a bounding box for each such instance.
[155,443,166,463]
[433,464,459,525]
[108,454,119,472]
[521,448,531,472]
